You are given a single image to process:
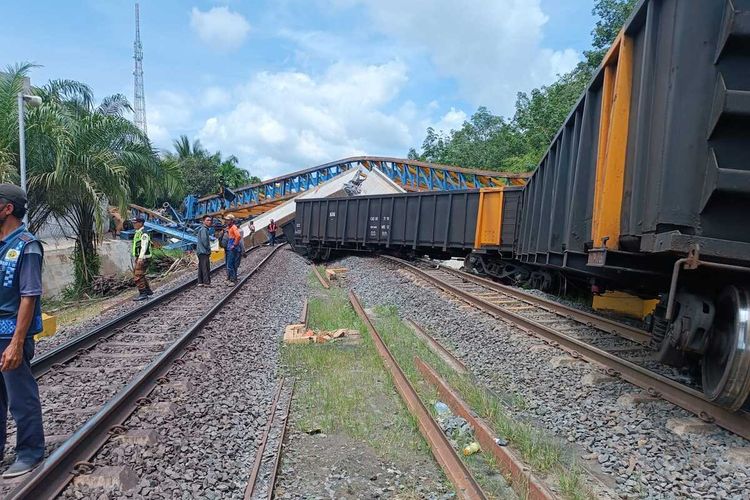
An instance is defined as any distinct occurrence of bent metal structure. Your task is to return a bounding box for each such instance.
[183,156,529,221]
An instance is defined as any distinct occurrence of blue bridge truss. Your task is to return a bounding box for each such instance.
[184,156,529,221]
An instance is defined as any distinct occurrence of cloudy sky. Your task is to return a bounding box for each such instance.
[2,1,595,179]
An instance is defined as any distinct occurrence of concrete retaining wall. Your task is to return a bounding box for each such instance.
[42,239,132,297]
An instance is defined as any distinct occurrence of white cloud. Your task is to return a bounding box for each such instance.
[201,86,232,109]
[197,61,421,179]
[330,0,581,114]
[146,90,193,150]
[434,108,467,133]
[190,6,251,51]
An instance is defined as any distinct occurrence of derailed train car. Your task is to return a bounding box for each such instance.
[293,188,522,260]
[294,0,750,410]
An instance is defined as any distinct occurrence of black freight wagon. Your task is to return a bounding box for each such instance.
[292,0,750,411]
[294,189,522,261]
[504,0,750,409]
[513,0,750,287]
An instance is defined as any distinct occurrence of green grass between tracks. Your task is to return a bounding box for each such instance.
[370,304,594,500]
[281,277,448,496]
[285,272,593,499]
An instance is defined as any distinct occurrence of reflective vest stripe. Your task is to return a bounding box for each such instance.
[132,229,152,258]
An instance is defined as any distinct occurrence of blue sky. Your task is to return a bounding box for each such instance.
[2,0,596,179]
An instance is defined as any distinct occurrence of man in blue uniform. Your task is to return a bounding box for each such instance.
[0,184,45,478]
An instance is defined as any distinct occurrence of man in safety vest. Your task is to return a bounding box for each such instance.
[0,184,45,478]
[131,217,153,301]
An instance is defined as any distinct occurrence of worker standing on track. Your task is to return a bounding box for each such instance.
[196,216,212,287]
[224,214,242,285]
[0,184,45,478]
[131,217,153,301]
[268,219,278,247]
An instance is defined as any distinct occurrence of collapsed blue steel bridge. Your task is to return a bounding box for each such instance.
[182,156,529,221]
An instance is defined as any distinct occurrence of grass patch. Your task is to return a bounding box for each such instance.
[41,295,109,327]
[371,304,594,499]
[281,282,432,469]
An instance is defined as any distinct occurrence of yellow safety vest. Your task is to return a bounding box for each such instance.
[132,228,152,258]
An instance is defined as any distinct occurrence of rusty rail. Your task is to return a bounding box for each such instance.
[32,245,260,379]
[348,291,487,500]
[245,380,284,499]
[405,257,650,346]
[300,298,309,326]
[244,378,293,500]
[388,257,750,441]
[415,357,557,500]
[405,319,467,375]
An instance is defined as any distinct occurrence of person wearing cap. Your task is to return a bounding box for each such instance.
[224,215,242,285]
[131,217,153,301]
[0,184,45,478]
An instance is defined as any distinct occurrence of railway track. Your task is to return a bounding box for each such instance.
[244,378,293,500]
[3,245,283,499]
[383,255,750,442]
[33,246,258,377]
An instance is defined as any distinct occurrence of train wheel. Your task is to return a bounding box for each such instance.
[702,286,750,410]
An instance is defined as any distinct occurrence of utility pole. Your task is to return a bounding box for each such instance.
[133,2,147,135]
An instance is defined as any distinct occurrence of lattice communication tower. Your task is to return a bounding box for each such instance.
[133,2,147,135]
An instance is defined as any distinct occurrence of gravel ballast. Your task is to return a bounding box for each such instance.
[60,247,308,499]
[343,255,750,499]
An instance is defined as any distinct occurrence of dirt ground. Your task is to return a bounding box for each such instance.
[275,407,454,500]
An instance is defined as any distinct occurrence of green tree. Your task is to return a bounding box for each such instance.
[509,66,591,164]
[161,136,220,198]
[1,63,177,291]
[585,0,639,68]
[408,0,639,173]
[218,155,252,188]
[163,134,261,199]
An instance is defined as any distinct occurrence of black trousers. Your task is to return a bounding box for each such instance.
[198,254,211,285]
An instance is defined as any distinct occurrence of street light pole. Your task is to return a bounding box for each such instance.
[17,92,42,225]
[17,93,27,206]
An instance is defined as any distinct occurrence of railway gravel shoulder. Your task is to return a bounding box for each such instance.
[58,247,309,499]
[0,248,270,496]
[342,255,750,499]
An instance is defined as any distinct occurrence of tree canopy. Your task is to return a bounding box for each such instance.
[408,0,638,173]
[0,63,179,289]
[162,135,261,203]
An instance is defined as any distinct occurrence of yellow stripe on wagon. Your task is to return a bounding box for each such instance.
[474,188,505,249]
[592,33,634,250]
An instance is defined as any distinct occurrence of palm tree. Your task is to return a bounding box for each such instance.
[217,155,253,188]
[1,63,181,291]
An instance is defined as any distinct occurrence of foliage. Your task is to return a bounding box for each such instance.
[585,0,639,67]
[408,0,638,173]
[415,108,528,172]
[0,64,177,291]
[162,135,261,202]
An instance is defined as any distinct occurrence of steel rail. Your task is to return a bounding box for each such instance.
[32,246,259,378]
[348,291,487,500]
[299,298,308,326]
[7,244,285,500]
[405,257,650,346]
[264,382,293,500]
[244,379,284,500]
[405,319,467,375]
[415,357,556,500]
[387,257,750,441]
